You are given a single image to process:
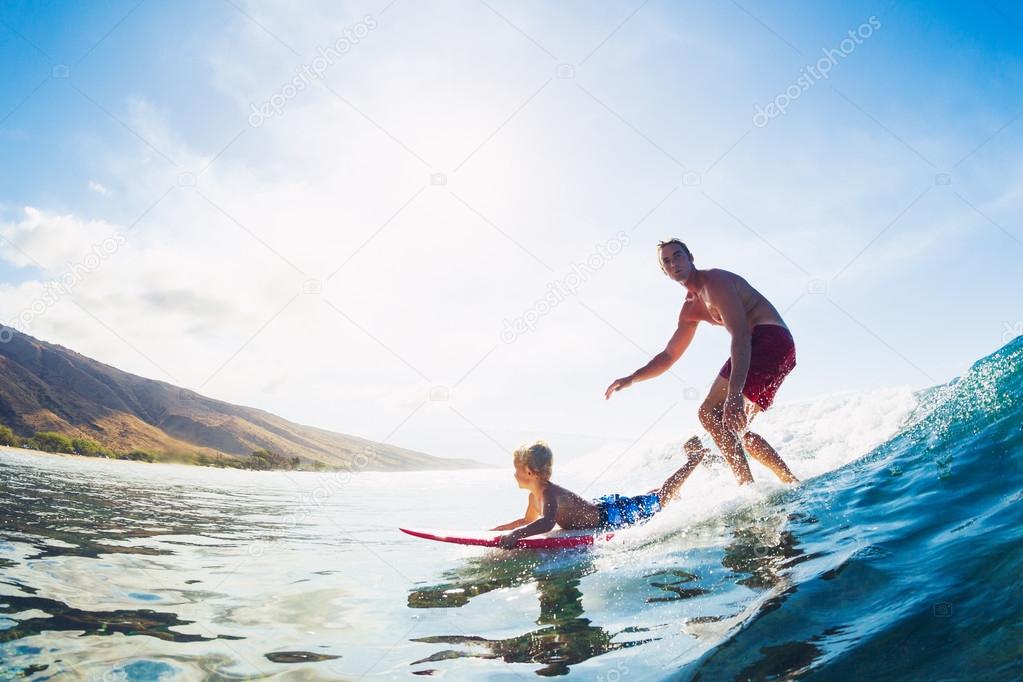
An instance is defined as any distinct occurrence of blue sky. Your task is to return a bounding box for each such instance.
[1,0,1021,463]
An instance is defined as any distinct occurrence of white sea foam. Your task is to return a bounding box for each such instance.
[557,387,920,553]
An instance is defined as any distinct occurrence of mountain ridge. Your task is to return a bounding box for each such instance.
[0,327,484,471]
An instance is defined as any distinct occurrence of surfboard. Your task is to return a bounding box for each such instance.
[399,527,615,550]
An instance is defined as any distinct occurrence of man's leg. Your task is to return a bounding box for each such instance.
[698,375,753,485]
[742,405,799,483]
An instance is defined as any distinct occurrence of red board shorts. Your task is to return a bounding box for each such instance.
[718,324,796,410]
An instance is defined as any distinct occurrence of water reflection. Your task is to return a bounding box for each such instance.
[0,455,335,677]
[0,592,223,643]
[645,569,708,603]
[683,506,840,681]
[408,554,655,676]
[2,448,852,680]
[0,462,287,561]
[407,505,816,677]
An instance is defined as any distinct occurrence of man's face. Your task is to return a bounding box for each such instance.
[659,243,693,282]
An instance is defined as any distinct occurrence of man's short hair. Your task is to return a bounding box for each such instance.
[657,238,693,261]
[513,440,553,479]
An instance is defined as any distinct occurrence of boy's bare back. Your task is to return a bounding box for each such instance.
[530,482,601,530]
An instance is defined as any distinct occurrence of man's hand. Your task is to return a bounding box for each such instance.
[497,533,519,549]
[722,392,747,435]
[604,375,634,400]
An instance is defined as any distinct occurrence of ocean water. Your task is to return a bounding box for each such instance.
[1,336,1021,681]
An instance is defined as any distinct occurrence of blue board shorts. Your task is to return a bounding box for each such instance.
[595,493,661,529]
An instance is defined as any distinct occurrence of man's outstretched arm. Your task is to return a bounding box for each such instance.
[605,317,698,399]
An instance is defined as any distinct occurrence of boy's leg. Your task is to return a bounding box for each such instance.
[657,443,704,505]
[698,375,754,485]
[741,406,799,483]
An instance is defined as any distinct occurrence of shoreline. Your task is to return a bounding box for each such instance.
[0,444,493,474]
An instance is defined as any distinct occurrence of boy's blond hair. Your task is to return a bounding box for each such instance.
[513,440,553,479]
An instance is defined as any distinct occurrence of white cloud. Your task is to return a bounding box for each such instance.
[2,2,1021,460]
[88,180,110,196]
[0,207,121,271]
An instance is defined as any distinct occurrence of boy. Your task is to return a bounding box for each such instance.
[492,438,708,549]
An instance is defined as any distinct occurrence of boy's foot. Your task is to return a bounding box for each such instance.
[684,435,720,465]
[684,436,708,457]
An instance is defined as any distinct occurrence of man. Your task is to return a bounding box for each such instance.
[604,239,798,486]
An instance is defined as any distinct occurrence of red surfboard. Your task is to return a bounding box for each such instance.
[399,527,615,550]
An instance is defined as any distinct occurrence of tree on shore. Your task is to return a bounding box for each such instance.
[118,450,156,462]
[0,425,18,446]
[243,449,301,470]
[28,432,74,453]
[0,426,306,471]
[71,437,113,458]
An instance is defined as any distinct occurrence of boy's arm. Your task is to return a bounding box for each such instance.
[498,491,558,548]
[490,493,538,531]
[491,519,525,531]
